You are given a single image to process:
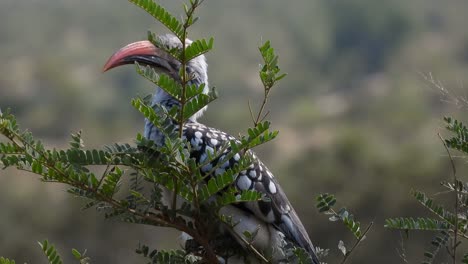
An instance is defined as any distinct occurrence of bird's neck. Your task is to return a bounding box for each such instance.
[152,86,174,105]
[144,77,207,144]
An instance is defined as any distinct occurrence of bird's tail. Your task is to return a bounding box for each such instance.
[305,243,321,264]
[278,211,321,264]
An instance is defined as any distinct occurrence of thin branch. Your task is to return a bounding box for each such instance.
[420,72,468,110]
[219,219,271,263]
[173,0,202,220]
[247,100,256,125]
[396,231,409,263]
[438,132,458,264]
[260,110,270,123]
[437,133,457,178]
[97,160,113,191]
[340,221,374,264]
[173,2,220,262]
[253,87,271,127]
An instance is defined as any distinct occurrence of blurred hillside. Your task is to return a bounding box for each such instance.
[1,0,468,263]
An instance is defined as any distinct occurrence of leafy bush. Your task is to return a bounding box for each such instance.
[385,116,468,263]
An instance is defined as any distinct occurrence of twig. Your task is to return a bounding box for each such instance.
[173,0,202,220]
[97,160,113,191]
[252,87,271,127]
[247,100,256,125]
[437,132,458,264]
[396,231,409,263]
[260,110,270,123]
[219,219,271,263]
[340,221,374,264]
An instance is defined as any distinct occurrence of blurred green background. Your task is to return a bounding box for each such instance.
[1,0,468,263]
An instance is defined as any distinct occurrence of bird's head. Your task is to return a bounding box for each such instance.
[103,34,209,121]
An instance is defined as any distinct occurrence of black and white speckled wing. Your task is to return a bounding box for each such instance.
[182,122,319,263]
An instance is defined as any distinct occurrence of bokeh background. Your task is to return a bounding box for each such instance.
[1,0,468,263]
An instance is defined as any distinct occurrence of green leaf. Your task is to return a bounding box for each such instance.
[444,116,468,153]
[135,64,184,101]
[154,250,188,264]
[69,130,84,149]
[384,217,450,231]
[217,189,263,207]
[157,74,183,101]
[316,193,336,212]
[38,240,63,264]
[131,97,179,140]
[342,212,362,239]
[100,167,123,197]
[198,170,236,202]
[129,0,183,39]
[0,142,22,154]
[71,249,81,259]
[421,231,449,264]
[136,246,195,264]
[239,121,278,149]
[31,160,44,174]
[135,63,160,85]
[184,82,205,100]
[412,190,457,227]
[462,253,468,264]
[142,168,194,203]
[258,40,287,89]
[185,38,214,62]
[147,31,182,61]
[0,257,16,264]
[0,109,20,137]
[182,93,217,121]
[290,247,315,264]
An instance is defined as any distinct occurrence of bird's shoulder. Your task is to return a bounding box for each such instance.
[182,122,293,220]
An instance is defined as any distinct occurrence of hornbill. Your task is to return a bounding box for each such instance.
[103,34,320,264]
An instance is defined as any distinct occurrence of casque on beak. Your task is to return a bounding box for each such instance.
[102,40,160,72]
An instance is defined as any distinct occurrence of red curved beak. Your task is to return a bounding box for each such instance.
[102,40,159,72]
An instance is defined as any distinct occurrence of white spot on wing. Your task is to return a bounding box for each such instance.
[210,138,218,146]
[205,146,214,156]
[221,160,230,169]
[201,163,212,172]
[269,181,277,194]
[190,138,202,150]
[237,175,252,190]
[200,153,208,163]
[234,153,240,161]
[249,170,257,178]
[195,131,203,138]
